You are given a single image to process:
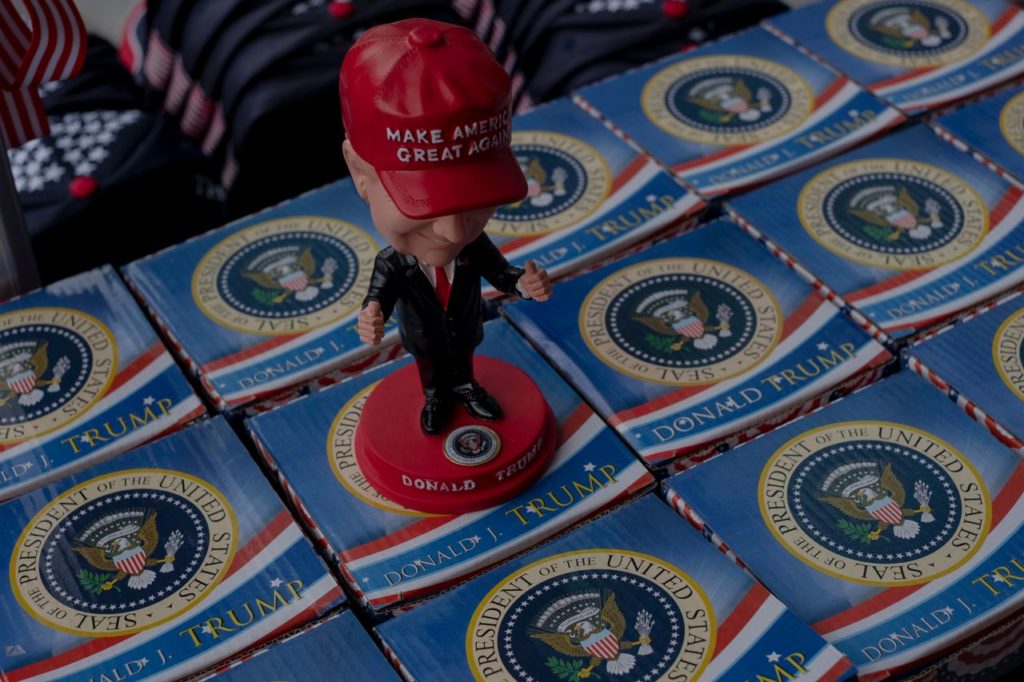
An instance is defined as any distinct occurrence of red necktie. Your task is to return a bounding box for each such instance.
[434,266,451,309]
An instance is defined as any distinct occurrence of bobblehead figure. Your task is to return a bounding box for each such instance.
[340,18,552,438]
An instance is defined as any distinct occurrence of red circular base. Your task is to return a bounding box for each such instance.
[355,356,558,514]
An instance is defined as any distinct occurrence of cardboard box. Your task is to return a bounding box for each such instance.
[767,0,1024,115]
[123,181,404,413]
[504,218,892,470]
[377,495,856,682]
[934,84,1024,187]
[0,266,204,502]
[199,610,398,681]
[665,371,1024,678]
[728,124,1024,342]
[906,290,1024,455]
[246,318,654,611]
[483,98,704,295]
[574,26,904,198]
[0,417,343,682]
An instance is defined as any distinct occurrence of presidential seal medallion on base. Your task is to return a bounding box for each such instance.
[444,426,501,467]
[759,421,990,586]
[354,357,557,514]
[826,0,990,67]
[466,549,715,682]
[798,159,988,270]
[580,258,782,386]
[488,132,611,237]
[192,217,377,336]
[0,308,117,444]
[10,468,237,636]
[994,308,1024,402]
[641,55,814,146]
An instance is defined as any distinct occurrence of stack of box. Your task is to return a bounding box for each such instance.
[246,318,654,611]
[666,371,1024,677]
[0,417,342,681]
[574,26,904,198]
[934,84,1024,187]
[767,0,1024,115]
[728,124,1024,342]
[377,495,856,681]
[907,290,1024,454]
[123,181,404,413]
[484,99,704,294]
[0,266,203,502]
[505,218,891,470]
[199,611,397,681]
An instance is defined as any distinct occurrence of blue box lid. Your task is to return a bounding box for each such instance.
[666,370,1024,677]
[768,0,1024,114]
[575,25,902,197]
[0,417,343,682]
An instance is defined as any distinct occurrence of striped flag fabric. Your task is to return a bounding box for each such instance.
[0,0,87,148]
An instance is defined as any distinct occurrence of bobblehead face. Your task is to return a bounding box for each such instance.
[344,139,495,268]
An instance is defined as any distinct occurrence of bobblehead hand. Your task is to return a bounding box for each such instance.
[518,260,552,302]
[358,300,385,345]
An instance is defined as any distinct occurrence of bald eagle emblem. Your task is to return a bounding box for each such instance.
[243,245,337,304]
[819,461,935,542]
[848,184,944,242]
[867,6,954,49]
[686,76,774,124]
[0,341,71,408]
[633,289,733,352]
[72,509,184,593]
[509,155,569,210]
[531,591,655,678]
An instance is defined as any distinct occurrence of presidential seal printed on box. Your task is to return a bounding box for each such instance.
[728,124,1024,342]
[935,84,1024,188]
[481,99,702,295]
[767,0,1024,115]
[504,218,891,469]
[0,417,343,682]
[908,291,1024,448]
[0,267,204,502]
[246,318,653,611]
[123,180,399,411]
[574,26,904,198]
[376,495,855,682]
[199,611,398,681]
[665,370,1024,677]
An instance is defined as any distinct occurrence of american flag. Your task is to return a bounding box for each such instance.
[6,369,36,394]
[582,630,621,660]
[113,546,148,576]
[0,0,87,147]
[868,498,904,526]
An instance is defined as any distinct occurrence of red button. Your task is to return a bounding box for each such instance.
[328,1,353,19]
[69,175,98,199]
[408,24,444,48]
[662,0,688,19]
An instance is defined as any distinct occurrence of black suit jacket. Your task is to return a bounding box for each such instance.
[362,234,525,358]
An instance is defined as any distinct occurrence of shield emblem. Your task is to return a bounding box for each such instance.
[722,96,748,114]
[867,497,904,526]
[905,25,928,40]
[886,210,918,230]
[673,316,705,339]
[278,270,309,292]
[113,546,148,575]
[580,629,620,661]
[7,369,37,395]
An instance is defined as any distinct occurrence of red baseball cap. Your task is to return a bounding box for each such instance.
[340,19,527,220]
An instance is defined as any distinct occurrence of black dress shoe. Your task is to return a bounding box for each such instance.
[420,392,453,435]
[452,383,503,421]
